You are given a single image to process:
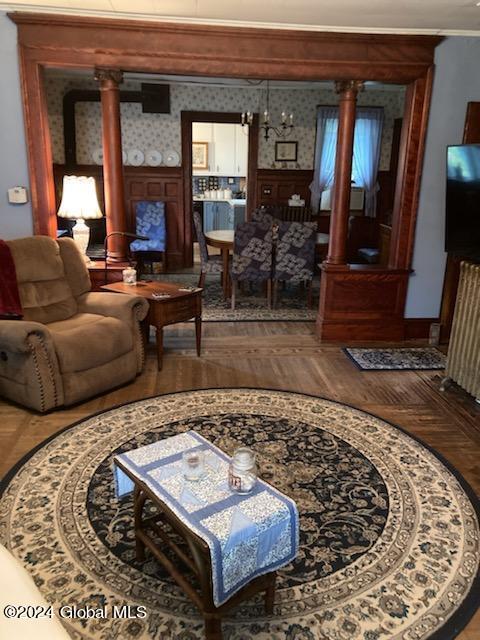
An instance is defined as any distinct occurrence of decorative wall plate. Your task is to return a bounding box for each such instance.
[127,149,144,166]
[92,148,103,165]
[164,150,180,167]
[145,150,162,167]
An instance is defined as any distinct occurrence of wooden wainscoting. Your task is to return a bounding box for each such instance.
[54,164,185,270]
[317,265,410,341]
[123,167,185,270]
[255,169,314,208]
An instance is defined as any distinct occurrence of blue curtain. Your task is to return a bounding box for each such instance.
[310,106,384,217]
[309,107,339,213]
[352,108,384,217]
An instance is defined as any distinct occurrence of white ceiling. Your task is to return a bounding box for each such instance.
[1,0,480,36]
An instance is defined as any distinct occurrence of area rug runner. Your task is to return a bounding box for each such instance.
[146,273,318,322]
[344,347,447,370]
[1,389,478,640]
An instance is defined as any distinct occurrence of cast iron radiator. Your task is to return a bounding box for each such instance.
[441,261,480,402]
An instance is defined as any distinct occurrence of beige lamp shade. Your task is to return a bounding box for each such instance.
[57,176,103,264]
[57,176,103,220]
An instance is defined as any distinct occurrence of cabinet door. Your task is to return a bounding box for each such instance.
[213,203,232,230]
[203,202,215,233]
[212,123,236,176]
[234,124,249,177]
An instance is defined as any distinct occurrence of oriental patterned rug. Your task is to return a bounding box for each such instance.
[146,273,318,322]
[344,347,447,371]
[1,389,478,640]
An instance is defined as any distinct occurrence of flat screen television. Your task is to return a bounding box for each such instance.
[446,144,480,259]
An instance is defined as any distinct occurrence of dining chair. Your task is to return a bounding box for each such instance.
[192,209,224,289]
[273,221,317,307]
[130,201,167,275]
[230,221,273,310]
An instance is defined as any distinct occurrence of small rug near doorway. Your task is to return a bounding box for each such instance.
[1,389,478,640]
[146,273,318,321]
[344,347,447,370]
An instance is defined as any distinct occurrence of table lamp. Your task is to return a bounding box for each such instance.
[57,175,103,264]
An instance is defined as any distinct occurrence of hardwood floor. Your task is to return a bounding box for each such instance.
[1,321,479,639]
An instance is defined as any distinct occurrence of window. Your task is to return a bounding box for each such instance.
[310,107,384,216]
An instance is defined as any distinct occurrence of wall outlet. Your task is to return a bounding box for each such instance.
[7,186,28,204]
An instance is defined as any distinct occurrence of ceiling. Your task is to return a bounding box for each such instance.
[1,0,480,36]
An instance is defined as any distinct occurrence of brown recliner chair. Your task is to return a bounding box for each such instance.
[0,236,149,412]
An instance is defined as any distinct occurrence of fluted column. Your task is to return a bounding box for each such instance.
[325,80,363,266]
[95,68,127,262]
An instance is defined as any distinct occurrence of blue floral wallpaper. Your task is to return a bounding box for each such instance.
[45,76,405,172]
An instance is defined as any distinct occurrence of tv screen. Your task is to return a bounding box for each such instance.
[446,144,480,259]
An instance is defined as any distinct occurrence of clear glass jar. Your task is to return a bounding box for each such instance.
[228,447,257,494]
[122,266,137,285]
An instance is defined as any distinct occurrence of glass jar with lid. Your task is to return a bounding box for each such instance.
[228,447,257,494]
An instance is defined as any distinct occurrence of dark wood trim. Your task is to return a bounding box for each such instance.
[389,66,434,270]
[255,169,313,208]
[9,12,440,340]
[316,265,411,341]
[439,101,480,343]
[181,110,258,266]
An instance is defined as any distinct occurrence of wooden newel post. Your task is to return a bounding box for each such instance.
[325,80,363,266]
[95,68,127,262]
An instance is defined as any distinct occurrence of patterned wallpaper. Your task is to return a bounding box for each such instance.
[45,76,405,172]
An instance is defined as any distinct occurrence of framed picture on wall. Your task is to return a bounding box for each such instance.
[275,141,298,162]
[192,142,209,170]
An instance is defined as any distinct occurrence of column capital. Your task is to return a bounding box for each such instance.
[94,68,123,88]
[335,80,364,96]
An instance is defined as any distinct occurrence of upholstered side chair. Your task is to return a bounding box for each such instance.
[130,200,167,274]
[230,221,273,310]
[0,236,149,412]
[273,221,317,307]
[193,209,223,289]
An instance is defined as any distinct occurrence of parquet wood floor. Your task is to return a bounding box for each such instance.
[1,322,479,639]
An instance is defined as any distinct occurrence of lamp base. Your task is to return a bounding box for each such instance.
[72,218,92,265]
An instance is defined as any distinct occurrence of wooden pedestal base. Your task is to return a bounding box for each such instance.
[316,264,410,341]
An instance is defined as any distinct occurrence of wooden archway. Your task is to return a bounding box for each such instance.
[9,12,441,340]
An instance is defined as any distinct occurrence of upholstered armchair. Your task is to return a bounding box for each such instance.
[0,236,149,412]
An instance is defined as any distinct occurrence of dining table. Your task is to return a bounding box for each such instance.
[204,229,330,299]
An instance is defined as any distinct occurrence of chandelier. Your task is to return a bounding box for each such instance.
[241,81,294,141]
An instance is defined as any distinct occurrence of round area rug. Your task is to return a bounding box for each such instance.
[1,389,479,640]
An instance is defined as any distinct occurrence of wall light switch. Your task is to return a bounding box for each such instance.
[7,186,28,204]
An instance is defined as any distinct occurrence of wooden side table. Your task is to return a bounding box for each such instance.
[101,281,202,370]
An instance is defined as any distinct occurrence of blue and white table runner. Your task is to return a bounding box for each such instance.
[114,431,299,607]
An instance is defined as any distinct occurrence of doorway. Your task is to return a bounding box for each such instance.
[181,111,259,268]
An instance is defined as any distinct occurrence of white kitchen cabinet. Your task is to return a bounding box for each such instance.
[192,122,214,143]
[234,124,249,177]
[212,123,236,176]
[192,122,249,177]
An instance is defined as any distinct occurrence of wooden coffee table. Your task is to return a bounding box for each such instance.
[102,281,202,370]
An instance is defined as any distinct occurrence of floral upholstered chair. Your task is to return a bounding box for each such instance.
[130,201,167,274]
[192,210,224,290]
[230,221,273,310]
[273,221,316,307]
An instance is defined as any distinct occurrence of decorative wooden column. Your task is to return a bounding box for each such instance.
[95,68,127,262]
[325,80,363,266]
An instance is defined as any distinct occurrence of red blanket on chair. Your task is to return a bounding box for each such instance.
[0,239,23,319]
